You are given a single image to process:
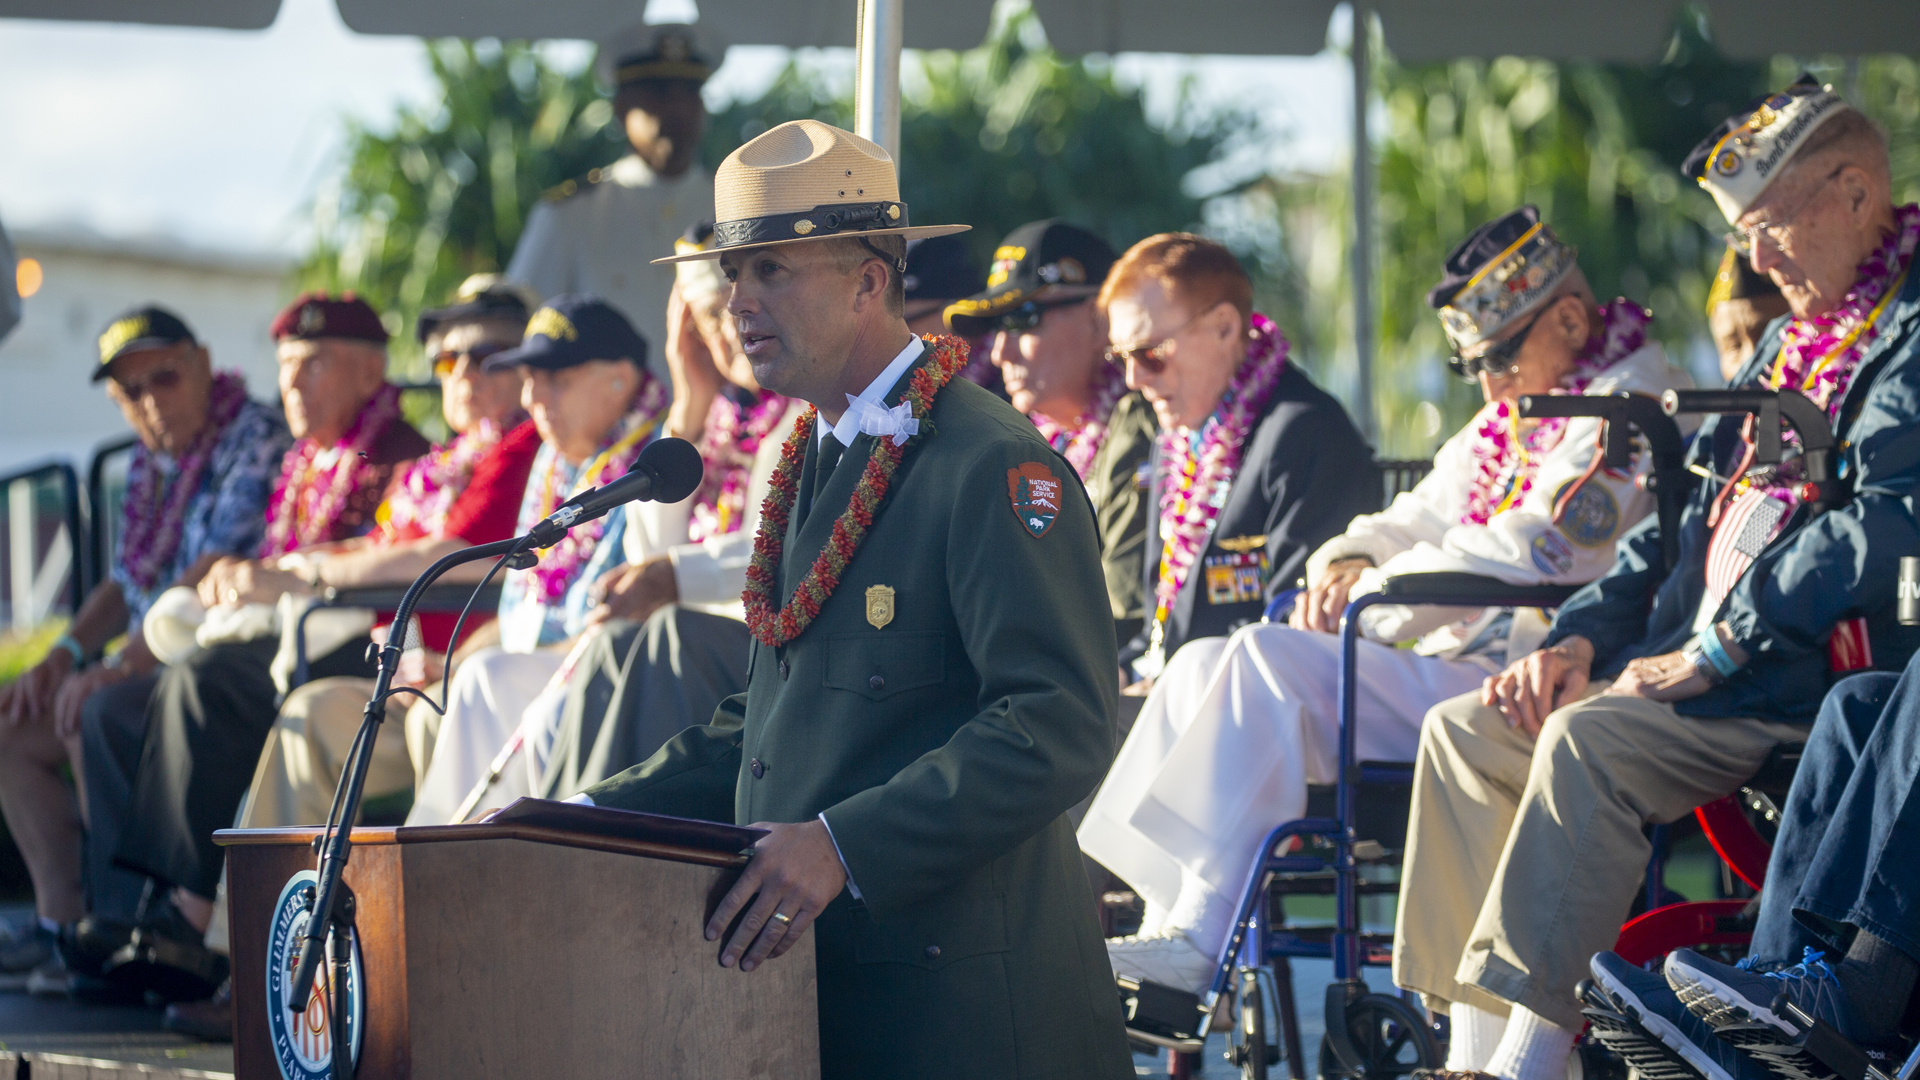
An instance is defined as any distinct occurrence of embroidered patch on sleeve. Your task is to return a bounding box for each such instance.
[1531,530,1575,576]
[1007,462,1063,538]
[1552,480,1622,548]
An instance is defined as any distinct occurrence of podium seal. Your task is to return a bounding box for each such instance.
[265,870,364,1080]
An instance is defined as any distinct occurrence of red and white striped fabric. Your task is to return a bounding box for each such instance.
[1703,488,1791,614]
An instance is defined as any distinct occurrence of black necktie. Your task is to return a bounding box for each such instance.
[815,436,845,500]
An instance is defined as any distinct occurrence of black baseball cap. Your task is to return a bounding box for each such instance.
[944,219,1117,337]
[903,234,985,304]
[417,275,540,344]
[484,293,649,373]
[93,305,198,382]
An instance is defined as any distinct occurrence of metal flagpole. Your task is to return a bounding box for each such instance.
[1350,0,1376,441]
[854,0,904,158]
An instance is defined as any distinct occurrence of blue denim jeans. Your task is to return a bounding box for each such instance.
[1752,664,1919,965]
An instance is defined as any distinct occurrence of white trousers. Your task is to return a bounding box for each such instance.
[1077,623,1488,959]
[405,647,566,826]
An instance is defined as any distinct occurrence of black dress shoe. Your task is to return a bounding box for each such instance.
[102,897,228,1003]
[164,978,234,1042]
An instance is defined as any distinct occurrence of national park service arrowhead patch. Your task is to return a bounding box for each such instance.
[1007,462,1063,538]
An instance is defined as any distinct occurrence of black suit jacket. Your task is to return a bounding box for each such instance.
[1123,361,1379,667]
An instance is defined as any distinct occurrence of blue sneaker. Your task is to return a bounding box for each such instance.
[1663,948,1856,1039]
[1588,951,1769,1080]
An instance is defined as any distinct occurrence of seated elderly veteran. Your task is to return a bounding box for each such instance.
[1589,658,1920,1080]
[1082,207,1691,995]
[1391,79,1920,1080]
[403,294,671,825]
[948,219,1158,643]
[1709,244,1792,383]
[525,225,808,801]
[570,119,1133,1080]
[71,293,429,986]
[1103,232,1377,686]
[0,307,287,982]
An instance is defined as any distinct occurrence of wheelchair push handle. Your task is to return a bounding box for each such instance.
[1662,387,1843,514]
[1518,391,1691,572]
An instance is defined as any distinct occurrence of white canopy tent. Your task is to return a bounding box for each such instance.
[8,0,1919,433]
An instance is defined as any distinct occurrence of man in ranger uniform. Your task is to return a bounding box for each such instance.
[573,119,1133,1080]
[506,22,717,379]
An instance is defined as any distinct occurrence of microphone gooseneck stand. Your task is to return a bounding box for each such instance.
[284,535,536,1071]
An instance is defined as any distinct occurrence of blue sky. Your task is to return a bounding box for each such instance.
[0,0,1355,256]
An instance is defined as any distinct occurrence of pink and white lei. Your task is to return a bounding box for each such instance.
[117,371,250,590]
[1151,313,1290,631]
[526,374,670,603]
[687,391,793,544]
[1769,203,1919,417]
[1030,362,1128,480]
[1460,299,1651,526]
[261,382,403,557]
[377,414,522,542]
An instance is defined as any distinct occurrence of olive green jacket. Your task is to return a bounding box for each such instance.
[585,351,1133,1080]
[1087,390,1158,646]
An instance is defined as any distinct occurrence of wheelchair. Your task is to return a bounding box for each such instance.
[1119,388,1875,1080]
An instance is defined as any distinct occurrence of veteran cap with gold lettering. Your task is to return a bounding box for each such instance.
[483,293,649,373]
[945,219,1116,338]
[93,305,197,382]
[1683,75,1850,224]
[653,120,967,265]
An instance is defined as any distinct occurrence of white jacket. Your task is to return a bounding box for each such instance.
[1304,343,1694,669]
[622,399,810,620]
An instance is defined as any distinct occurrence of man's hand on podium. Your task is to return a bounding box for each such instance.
[707,819,846,973]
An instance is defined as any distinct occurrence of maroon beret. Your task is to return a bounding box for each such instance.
[271,291,390,345]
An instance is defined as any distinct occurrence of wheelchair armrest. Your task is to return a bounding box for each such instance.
[1379,572,1580,609]
[320,581,505,614]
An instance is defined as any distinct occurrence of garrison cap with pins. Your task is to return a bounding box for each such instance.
[652,119,968,266]
[1426,205,1579,355]
[484,293,649,373]
[595,22,722,89]
[94,304,197,382]
[944,219,1117,337]
[1683,75,1850,225]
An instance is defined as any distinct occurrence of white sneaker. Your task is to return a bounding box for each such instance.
[1105,931,1217,995]
[26,956,72,998]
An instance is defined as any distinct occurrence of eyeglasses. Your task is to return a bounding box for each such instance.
[1725,167,1842,258]
[1447,307,1545,383]
[111,366,185,399]
[432,342,514,379]
[994,298,1085,335]
[1103,311,1208,374]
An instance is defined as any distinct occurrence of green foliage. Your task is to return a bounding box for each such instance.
[298,40,628,374]
[703,11,1256,266]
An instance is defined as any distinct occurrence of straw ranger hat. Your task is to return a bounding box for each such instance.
[653,120,967,266]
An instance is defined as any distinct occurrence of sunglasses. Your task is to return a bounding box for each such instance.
[111,366,185,398]
[432,342,515,379]
[1103,311,1208,375]
[993,298,1086,335]
[1447,307,1546,383]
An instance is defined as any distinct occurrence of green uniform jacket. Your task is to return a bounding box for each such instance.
[1087,391,1158,646]
[586,347,1134,1080]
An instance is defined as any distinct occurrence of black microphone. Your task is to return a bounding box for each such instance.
[528,436,704,547]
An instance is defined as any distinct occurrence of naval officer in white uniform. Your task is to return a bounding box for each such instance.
[506,22,718,383]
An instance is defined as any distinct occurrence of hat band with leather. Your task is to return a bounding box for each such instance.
[713,201,907,249]
[1438,220,1578,352]
[1693,84,1847,223]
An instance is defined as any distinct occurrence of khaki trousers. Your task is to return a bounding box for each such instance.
[206,677,412,954]
[1391,688,1805,1028]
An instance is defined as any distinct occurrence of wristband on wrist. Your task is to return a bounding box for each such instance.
[52,634,85,667]
[1693,628,1743,680]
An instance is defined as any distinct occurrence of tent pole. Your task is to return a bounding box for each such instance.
[1350,0,1375,441]
[854,0,904,158]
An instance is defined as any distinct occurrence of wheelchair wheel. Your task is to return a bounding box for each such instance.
[1318,993,1440,1080]
[1228,968,1280,1080]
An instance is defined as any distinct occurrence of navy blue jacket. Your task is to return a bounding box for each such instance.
[1546,267,1920,723]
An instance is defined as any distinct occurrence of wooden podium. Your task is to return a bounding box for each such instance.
[216,803,819,1080]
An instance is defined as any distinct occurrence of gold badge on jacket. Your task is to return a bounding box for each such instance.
[866,585,896,629]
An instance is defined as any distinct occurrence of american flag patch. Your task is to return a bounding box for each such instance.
[1704,488,1790,612]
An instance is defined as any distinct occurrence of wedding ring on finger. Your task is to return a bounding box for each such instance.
[769,911,793,926]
